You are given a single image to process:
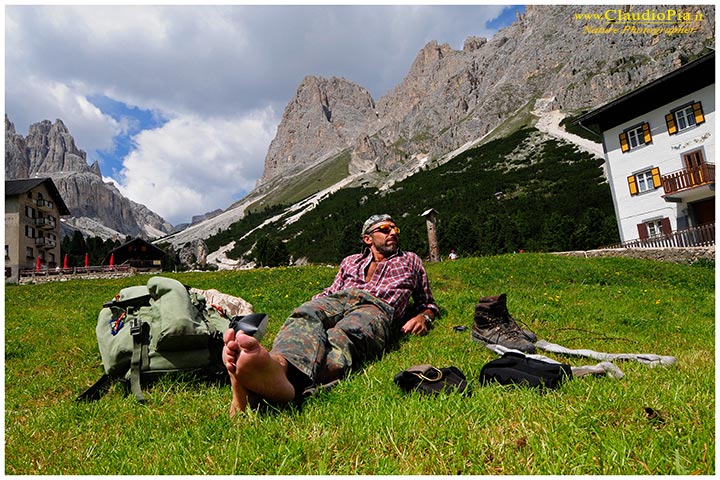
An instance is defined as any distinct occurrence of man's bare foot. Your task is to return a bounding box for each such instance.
[223,329,296,416]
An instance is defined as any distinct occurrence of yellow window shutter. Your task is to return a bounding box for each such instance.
[651,167,662,188]
[619,132,629,153]
[642,123,652,144]
[693,102,705,125]
[627,175,638,196]
[665,113,677,135]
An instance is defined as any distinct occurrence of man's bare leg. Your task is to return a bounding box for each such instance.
[223,329,296,416]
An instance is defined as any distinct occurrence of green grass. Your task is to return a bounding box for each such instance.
[5,254,714,474]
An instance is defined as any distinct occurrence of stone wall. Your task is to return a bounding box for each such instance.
[553,246,715,265]
[17,270,139,285]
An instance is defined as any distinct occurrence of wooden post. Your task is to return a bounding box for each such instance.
[421,208,440,262]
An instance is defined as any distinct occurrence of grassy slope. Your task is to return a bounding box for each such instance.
[4,254,714,475]
[245,150,352,214]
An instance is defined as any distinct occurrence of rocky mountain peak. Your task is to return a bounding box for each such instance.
[409,40,455,75]
[25,118,94,176]
[5,114,16,134]
[5,115,28,179]
[462,36,487,52]
[260,75,377,183]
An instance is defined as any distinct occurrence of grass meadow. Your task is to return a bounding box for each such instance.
[4,253,715,474]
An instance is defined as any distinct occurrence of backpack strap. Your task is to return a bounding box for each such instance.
[129,316,148,403]
[76,374,114,402]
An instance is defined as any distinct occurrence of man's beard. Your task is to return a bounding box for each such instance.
[375,240,399,256]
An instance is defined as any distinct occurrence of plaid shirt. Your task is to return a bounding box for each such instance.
[314,249,438,321]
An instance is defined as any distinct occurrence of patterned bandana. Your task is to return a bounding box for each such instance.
[361,214,395,236]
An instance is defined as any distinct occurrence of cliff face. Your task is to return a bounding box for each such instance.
[259,4,714,185]
[261,76,379,182]
[5,115,174,239]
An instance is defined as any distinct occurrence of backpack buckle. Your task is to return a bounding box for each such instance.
[130,317,142,337]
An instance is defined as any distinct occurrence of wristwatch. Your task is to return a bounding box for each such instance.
[422,313,434,327]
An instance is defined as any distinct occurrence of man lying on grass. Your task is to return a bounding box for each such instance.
[222,214,439,416]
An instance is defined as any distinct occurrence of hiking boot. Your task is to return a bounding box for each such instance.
[471,293,537,353]
[479,293,537,342]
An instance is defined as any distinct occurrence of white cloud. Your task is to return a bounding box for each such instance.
[5,76,122,159]
[115,107,278,225]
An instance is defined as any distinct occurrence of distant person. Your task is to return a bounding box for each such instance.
[448,249,458,260]
[222,214,439,416]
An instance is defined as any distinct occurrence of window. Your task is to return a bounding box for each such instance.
[676,106,696,130]
[26,247,33,258]
[646,220,664,237]
[680,148,710,186]
[5,245,9,258]
[683,149,705,169]
[25,206,36,218]
[24,226,35,238]
[49,252,56,264]
[637,218,671,240]
[619,122,652,152]
[636,171,655,193]
[665,102,705,134]
[627,167,661,196]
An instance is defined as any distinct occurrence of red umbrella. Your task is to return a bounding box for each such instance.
[109,253,115,268]
[36,256,41,271]
[84,253,89,268]
[63,254,68,269]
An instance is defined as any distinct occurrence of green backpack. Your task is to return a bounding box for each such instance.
[78,276,232,403]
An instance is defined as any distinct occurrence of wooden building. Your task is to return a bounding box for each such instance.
[104,237,166,270]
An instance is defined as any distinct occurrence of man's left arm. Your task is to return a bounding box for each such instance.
[400,255,439,335]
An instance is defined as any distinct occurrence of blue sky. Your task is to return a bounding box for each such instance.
[5,4,525,225]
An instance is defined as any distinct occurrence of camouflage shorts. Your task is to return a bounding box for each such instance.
[270,288,395,387]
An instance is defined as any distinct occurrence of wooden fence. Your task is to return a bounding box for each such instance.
[605,223,715,249]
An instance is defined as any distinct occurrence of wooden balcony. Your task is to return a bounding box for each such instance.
[662,163,715,196]
[35,198,54,211]
[606,223,715,249]
[35,216,56,230]
[35,237,57,249]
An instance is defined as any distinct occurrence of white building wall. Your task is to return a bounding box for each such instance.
[602,84,714,242]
